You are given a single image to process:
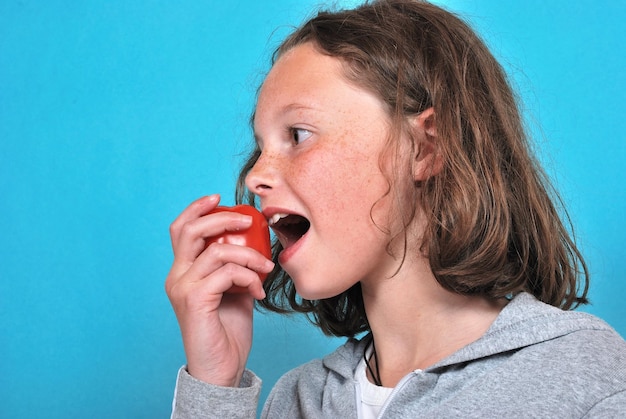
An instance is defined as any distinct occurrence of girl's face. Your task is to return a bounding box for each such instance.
[246,42,412,300]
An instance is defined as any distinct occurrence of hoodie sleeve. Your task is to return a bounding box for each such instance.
[171,367,261,419]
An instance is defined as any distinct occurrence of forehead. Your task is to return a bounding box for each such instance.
[252,42,390,140]
[258,44,343,102]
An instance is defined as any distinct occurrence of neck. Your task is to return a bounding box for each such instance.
[361,256,507,387]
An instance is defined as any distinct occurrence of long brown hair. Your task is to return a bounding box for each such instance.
[236,0,589,337]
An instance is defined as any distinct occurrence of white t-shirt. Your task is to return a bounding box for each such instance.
[355,349,394,419]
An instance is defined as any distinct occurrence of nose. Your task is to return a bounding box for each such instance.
[244,149,276,197]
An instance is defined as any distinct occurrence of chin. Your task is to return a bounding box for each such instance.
[292,279,348,301]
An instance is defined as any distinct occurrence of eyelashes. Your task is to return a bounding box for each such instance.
[290,127,313,144]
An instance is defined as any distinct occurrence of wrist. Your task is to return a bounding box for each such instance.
[187,364,242,388]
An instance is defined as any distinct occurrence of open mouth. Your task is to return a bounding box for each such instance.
[268,213,311,249]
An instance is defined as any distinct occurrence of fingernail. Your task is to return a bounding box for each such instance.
[258,289,267,300]
[232,215,253,231]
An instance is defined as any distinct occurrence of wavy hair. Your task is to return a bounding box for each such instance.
[236,0,589,337]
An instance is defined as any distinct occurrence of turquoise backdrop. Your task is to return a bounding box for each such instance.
[1,0,624,417]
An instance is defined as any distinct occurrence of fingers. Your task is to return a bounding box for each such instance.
[169,262,261,310]
[170,195,220,246]
[166,241,272,301]
[166,196,274,300]
[170,196,254,264]
[187,242,272,298]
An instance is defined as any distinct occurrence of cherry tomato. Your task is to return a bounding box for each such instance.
[206,205,272,293]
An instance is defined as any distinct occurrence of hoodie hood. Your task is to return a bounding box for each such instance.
[322,292,616,378]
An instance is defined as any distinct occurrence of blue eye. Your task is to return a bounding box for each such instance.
[291,127,312,144]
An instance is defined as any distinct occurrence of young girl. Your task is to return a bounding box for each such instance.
[166,0,626,417]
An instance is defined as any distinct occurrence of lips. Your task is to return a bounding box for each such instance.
[267,212,311,250]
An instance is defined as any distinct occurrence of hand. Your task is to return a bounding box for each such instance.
[165,195,274,386]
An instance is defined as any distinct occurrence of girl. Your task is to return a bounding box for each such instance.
[166,0,626,417]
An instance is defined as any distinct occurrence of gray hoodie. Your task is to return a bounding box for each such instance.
[171,293,626,418]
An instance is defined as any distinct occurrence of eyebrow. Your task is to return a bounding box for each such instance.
[279,102,321,114]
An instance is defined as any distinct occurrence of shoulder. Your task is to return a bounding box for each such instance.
[268,337,363,394]
[489,293,626,383]
[507,294,626,368]
[521,317,626,380]
[584,390,626,418]
[483,292,624,351]
[485,302,626,415]
[425,294,626,416]
[261,337,364,417]
[510,330,626,416]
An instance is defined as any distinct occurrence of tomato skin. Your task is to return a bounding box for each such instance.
[206,205,272,293]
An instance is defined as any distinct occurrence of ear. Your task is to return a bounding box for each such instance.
[411,107,442,182]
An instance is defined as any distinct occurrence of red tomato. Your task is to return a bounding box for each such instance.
[206,205,272,293]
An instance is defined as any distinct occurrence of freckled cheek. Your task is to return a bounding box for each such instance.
[293,155,333,200]
[301,159,378,233]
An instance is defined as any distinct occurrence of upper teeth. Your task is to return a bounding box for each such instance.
[268,213,289,226]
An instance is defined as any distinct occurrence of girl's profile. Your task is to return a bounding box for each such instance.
[165,0,626,417]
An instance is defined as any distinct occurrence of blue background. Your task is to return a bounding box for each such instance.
[1,0,624,417]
